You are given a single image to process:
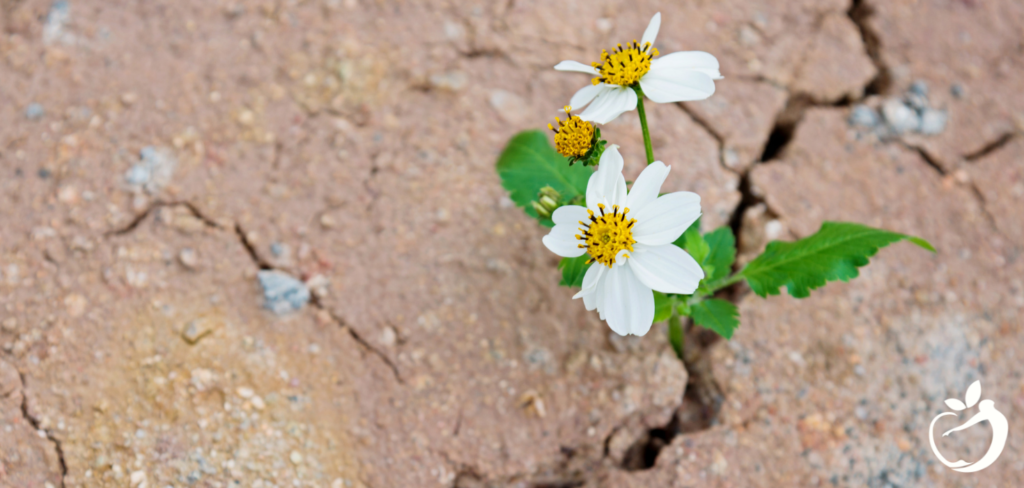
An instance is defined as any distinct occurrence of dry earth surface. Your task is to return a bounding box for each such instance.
[1,0,1023,487]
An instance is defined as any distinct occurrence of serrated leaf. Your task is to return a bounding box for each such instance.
[496,130,592,227]
[558,255,591,288]
[703,227,736,284]
[690,299,740,339]
[684,227,710,265]
[740,221,936,298]
[653,291,673,323]
[965,380,981,408]
[945,398,967,411]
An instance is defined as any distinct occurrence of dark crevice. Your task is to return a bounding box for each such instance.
[18,372,67,487]
[758,95,812,163]
[234,223,272,270]
[105,200,166,236]
[848,0,892,96]
[964,132,1016,161]
[313,302,403,384]
[677,103,734,174]
[619,325,725,471]
[903,143,946,176]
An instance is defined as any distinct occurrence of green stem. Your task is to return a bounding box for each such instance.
[710,271,746,292]
[632,85,654,165]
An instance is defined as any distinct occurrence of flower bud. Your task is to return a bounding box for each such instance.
[531,186,563,219]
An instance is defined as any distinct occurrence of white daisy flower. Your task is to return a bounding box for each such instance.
[542,145,704,336]
[554,12,723,124]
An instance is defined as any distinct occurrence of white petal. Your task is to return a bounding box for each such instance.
[542,223,586,258]
[569,83,608,110]
[551,205,589,227]
[586,145,627,213]
[555,60,600,75]
[650,51,723,80]
[632,192,701,245]
[640,69,716,103]
[628,243,704,295]
[579,86,637,124]
[625,161,671,214]
[602,264,655,336]
[573,263,604,299]
[641,12,662,49]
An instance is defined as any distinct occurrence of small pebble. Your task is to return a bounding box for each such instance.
[270,242,286,257]
[950,83,965,99]
[848,105,879,127]
[257,270,310,315]
[918,108,948,135]
[237,386,254,398]
[25,103,44,120]
[290,450,303,465]
[179,248,199,269]
[909,80,929,97]
[881,98,920,134]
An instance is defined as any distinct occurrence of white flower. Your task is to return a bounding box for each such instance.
[542,146,704,336]
[554,12,723,124]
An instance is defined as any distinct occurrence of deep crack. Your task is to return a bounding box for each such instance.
[18,372,67,487]
[848,0,892,96]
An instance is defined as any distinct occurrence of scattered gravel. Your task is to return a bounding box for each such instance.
[124,146,177,194]
[849,80,948,138]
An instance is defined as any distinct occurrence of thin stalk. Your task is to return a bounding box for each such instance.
[632,85,654,164]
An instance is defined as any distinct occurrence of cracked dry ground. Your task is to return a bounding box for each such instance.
[1,0,1023,486]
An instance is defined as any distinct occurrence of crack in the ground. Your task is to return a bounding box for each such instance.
[312,301,403,384]
[677,103,735,175]
[105,200,221,236]
[964,132,1017,162]
[18,371,67,487]
[234,223,273,270]
[848,0,892,96]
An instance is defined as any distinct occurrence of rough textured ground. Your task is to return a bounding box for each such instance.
[1,0,1022,487]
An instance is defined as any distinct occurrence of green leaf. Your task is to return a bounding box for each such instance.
[703,227,736,284]
[691,299,740,339]
[653,292,673,323]
[496,130,592,227]
[558,255,591,288]
[667,315,685,359]
[683,227,710,265]
[740,221,936,298]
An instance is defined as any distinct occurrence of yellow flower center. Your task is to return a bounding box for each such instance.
[592,40,659,87]
[549,106,594,159]
[577,204,637,268]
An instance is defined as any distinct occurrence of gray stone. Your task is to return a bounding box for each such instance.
[918,108,948,135]
[881,99,920,134]
[848,105,879,127]
[257,270,310,315]
[124,146,177,194]
[909,80,929,97]
[25,103,44,120]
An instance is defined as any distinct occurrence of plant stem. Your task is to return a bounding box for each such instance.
[632,85,654,165]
